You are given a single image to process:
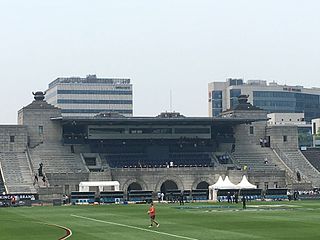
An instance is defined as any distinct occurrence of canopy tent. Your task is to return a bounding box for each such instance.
[219,176,239,189]
[236,175,257,189]
[79,181,120,192]
[211,176,224,189]
[208,176,238,201]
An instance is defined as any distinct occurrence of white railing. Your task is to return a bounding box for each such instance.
[0,160,8,194]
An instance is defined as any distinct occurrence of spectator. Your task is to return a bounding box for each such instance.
[297,171,301,182]
[179,192,184,205]
[231,143,235,153]
[42,175,47,186]
[33,174,38,186]
[38,163,43,177]
[242,195,246,209]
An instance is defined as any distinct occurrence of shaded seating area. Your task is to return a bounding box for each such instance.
[301,148,320,172]
[104,152,213,168]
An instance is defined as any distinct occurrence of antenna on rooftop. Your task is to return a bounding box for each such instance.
[170,89,173,112]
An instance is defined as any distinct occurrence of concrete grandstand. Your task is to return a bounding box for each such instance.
[0,92,319,202]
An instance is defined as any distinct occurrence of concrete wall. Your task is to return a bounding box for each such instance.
[18,106,62,147]
[0,125,28,152]
[40,167,287,201]
[234,121,268,146]
[267,125,298,150]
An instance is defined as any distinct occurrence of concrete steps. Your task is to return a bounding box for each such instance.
[281,150,320,188]
[232,144,280,171]
[29,143,89,174]
[0,152,36,194]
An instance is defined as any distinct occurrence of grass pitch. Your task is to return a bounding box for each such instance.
[1,201,320,239]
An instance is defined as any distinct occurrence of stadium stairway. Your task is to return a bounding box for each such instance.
[231,141,313,188]
[29,143,89,175]
[232,144,280,171]
[0,152,36,193]
[275,148,320,188]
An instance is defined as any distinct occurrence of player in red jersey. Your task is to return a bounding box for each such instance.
[147,202,159,227]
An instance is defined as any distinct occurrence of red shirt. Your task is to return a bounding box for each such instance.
[149,206,155,216]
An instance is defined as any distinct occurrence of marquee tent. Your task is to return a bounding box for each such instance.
[211,176,224,189]
[219,176,239,189]
[236,175,257,189]
[79,181,120,192]
[208,176,238,201]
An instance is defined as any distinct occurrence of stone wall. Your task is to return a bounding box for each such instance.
[234,121,267,146]
[0,126,28,152]
[18,106,62,147]
[267,125,298,150]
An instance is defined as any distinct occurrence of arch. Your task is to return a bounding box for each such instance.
[155,176,184,192]
[160,180,178,194]
[127,182,142,192]
[191,177,215,190]
[196,181,209,190]
[122,178,148,192]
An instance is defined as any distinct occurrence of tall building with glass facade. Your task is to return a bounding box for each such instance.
[46,75,133,117]
[208,78,320,123]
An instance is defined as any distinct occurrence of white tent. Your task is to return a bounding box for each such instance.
[219,176,239,189]
[79,181,120,192]
[211,176,224,189]
[236,175,257,189]
[209,176,238,201]
[209,176,224,201]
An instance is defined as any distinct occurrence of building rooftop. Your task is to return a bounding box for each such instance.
[48,75,131,88]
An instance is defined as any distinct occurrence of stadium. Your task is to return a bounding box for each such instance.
[1,91,320,239]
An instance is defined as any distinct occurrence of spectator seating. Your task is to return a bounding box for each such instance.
[301,148,320,172]
[279,150,320,187]
[29,143,89,174]
[0,152,36,193]
[232,143,279,171]
[104,152,214,168]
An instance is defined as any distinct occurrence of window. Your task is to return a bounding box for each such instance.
[10,136,15,143]
[255,182,259,189]
[274,182,278,188]
[264,182,269,189]
[39,126,44,135]
[283,135,287,142]
[249,126,254,135]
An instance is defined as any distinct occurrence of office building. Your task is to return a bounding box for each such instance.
[46,75,133,117]
[208,78,320,122]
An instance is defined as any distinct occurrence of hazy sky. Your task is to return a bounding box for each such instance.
[1,0,320,124]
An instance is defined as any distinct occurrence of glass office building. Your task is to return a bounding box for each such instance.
[208,78,320,123]
[46,75,133,117]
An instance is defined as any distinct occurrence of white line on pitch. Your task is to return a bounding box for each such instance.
[71,214,200,240]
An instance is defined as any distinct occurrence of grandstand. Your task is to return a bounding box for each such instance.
[29,143,88,174]
[1,92,320,202]
[0,152,36,193]
[301,148,320,172]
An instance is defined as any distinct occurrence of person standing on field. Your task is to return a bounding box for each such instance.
[147,202,160,227]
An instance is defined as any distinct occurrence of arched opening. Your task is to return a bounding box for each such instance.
[127,182,142,192]
[160,180,178,194]
[195,181,209,199]
[196,181,209,190]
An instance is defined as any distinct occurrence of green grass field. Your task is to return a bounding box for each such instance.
[1,200,320,240]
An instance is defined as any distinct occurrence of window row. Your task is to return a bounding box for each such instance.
[57,99,132,105]
[57,90,132,95]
